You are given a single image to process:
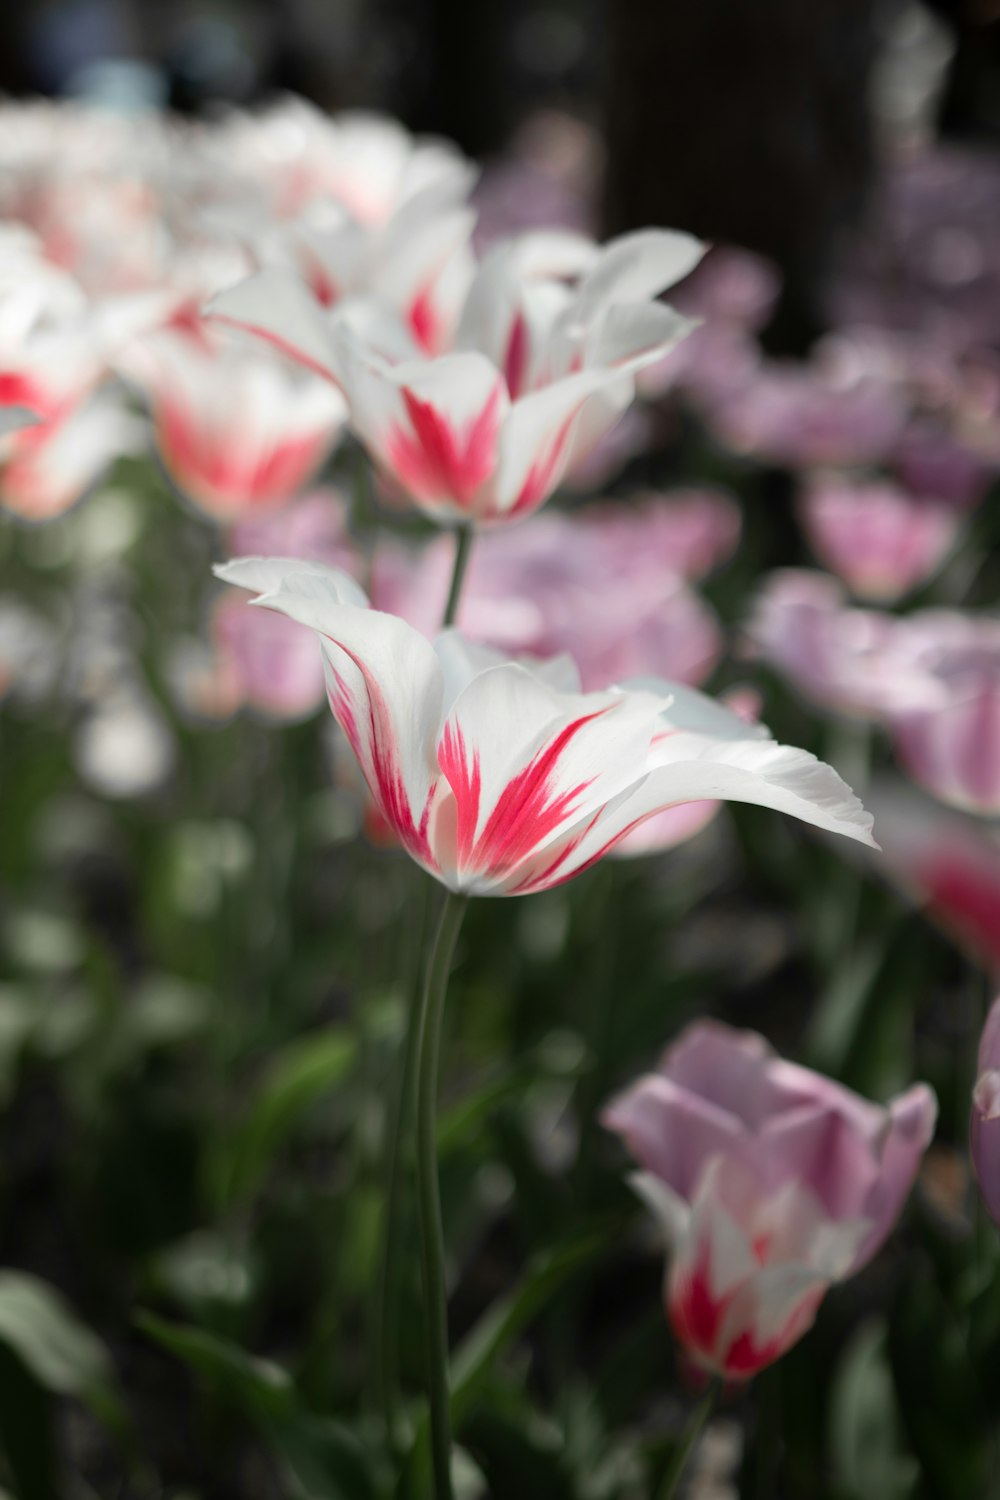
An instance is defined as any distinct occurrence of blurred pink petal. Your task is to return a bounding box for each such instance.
[799,475,959,603]
[709,363,906,469]
[374,497,732,690]
[605,1020,936,1285]
[884,612,1000,815]
[972,995,1000,1228]
[746,569,900,719]
[864,778,1000,974]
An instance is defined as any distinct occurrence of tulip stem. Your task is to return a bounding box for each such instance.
[442,525,473,629]
[372,874,431,1442]
[657,1384,718,1500]
[414,889,467,1499]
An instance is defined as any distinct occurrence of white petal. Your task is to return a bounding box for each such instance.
[585,302,700,374]
[214,556,369,609]
[216,557,442,853]
[207,269,342,383]
[628,1170,691,1250]
[493,369,610,518]
[570,229,708,324]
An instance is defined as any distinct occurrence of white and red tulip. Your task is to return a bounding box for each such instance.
[126,328,347,521]
[214,557,875,896]
[207,227,703,524]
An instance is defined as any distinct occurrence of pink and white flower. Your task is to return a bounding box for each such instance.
[972,995,1000,1228]
[799,476,960,603]
[124,327,347,521]
[645,1156,868,1381]
[208,228,704,525]
[214,557,875,896]
[605,1021,936,1376]
[0,389,144,521]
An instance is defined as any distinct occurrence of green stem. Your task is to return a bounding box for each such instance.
[371,875,431,1441]
[441,525,474,630]
[414,890,467,1499]
[658,1384,717,1500]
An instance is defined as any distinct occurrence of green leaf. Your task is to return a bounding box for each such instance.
[221,1028,358,1207]
[450,1233,605,1426]
[136,1311,291,1419]
[137,1314,375,1500]
[408,1229,605,1491]
[830,1320,917,1500]
[0,1271,125,1434]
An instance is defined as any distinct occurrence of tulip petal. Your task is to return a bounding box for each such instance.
[207,269,343,384]
[854,1083,936,1267]
[570,228,708,324]
[434,668,664,890]
[493,370,610,519]
[215,557,443,857]
[588,736,878,869]
[357,353,508,517]
[603,1073,748,1199]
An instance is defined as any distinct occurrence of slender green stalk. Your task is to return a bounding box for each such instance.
[370,518,473,1449]
[371,875,430,1440]
[414,890,468,1499]
[442,525,474,629]
[658,1384,717,1500]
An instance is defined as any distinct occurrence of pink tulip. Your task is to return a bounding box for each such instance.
[228,487,359,569]
[208,228,703,525]
[747,569,900,719]
[884,612,1000,815]
[799,476,959,603]
[605,1022,936,1374]
[373,496,734,691]
[125,328,346,521]
[893,422,994,512]
[214,558,875,894]
[709,363,906,469]
[972,995,1000,1227]
[863,778,1000,976]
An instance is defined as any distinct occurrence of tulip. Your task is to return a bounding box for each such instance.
[972,995,1000,1227]
[709,362,906,469]
[214,558,875,897]
[883,612,1000,816]
[799,476,959,603]
[208,228,703,525]
[0,391,144,521]
[604,1021,936,1273]
[637,1157,868,1381]
[124,328,346,521]
[606,1022,936,1376]
[214,99,477,227]
[864,778,1000,976]
[747,569,900,720]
